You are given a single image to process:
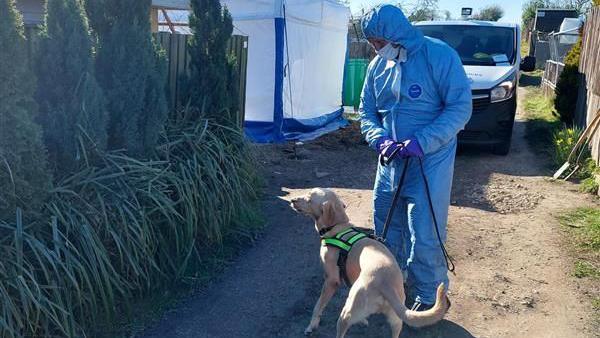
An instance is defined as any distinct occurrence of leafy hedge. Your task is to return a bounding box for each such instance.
[36,0,107,174]
[554,37,582,125]
[0,0,52,221]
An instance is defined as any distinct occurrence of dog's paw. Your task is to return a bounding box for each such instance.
[304,327,314,336]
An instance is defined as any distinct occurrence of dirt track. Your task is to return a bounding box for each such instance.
[140,87,596,337]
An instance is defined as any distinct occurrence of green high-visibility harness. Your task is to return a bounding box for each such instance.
[321,227,373,286]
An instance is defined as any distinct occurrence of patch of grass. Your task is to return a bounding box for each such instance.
[561,208,600,250]
[581,176,600,195]
[523,87,557,120]
[560,208,600,330]
[560,208,600,280]
[523,87,561,155]
[574,261,600,278]
[522,86,599,192]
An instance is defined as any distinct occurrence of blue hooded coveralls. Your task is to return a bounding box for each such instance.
[360,5,472,304]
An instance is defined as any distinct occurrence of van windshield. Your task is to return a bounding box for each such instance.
[415,25,516,66]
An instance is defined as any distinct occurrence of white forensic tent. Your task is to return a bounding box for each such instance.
[152,0,350,142]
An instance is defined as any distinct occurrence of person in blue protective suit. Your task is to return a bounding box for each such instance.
[359,4,472,312]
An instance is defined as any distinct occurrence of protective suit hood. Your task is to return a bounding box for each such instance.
[361,4,425,55]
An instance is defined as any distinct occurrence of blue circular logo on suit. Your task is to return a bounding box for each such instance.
[408,84,422,99]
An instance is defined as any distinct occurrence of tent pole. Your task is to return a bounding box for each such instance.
[282,1,299,157]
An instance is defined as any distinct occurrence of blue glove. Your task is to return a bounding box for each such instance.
[397,137,424,158]
[376,136,402,159]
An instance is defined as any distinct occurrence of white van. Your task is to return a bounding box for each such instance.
[414,21,536,155]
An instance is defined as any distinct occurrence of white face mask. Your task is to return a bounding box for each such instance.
[377,42,400,60]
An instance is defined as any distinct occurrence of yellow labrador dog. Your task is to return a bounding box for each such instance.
[291,188,448,338]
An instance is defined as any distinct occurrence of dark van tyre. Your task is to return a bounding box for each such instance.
[492,137,512,155]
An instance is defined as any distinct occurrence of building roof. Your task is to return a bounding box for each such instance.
[533,8,579,33]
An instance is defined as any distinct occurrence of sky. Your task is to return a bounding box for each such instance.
[348,0,525,24]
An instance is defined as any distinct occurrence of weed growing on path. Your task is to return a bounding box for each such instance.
[559,207,600,328]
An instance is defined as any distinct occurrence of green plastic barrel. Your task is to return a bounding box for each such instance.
[343,59,369,109]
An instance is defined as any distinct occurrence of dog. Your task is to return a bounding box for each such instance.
[291,188,448,338]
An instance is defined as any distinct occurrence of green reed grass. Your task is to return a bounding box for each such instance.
[0,121,262,337]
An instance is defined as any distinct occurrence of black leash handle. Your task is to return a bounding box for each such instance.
[378,157,410,242]
[377,154,456,274]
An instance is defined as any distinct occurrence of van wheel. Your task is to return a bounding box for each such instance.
[492,139,511,156]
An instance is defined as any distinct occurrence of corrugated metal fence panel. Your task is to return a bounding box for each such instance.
[229,35,248,128]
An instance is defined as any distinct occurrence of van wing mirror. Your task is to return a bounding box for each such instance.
[520,56,536,72]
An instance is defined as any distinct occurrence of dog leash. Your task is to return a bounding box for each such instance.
[378,152,456,273]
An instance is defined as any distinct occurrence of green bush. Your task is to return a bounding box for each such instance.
[0,0,52,221]
[554,38,581,125]
[0,122,262,337]
[552,126,598,189]
[86,0,168,157]
[552,127,584,166]
[36,0,107,174]
[581,176,599,195]
[185,0,238,125]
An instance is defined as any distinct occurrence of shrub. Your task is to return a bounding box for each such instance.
[36,0,107,174]
[581,176,599,195]
[552,126,598,186]
[0,0,52,221]
[552,127,583,166]
[554,37,582,125]
[86,0,168,157]
[0,121,262,337]
[185,0,238,125]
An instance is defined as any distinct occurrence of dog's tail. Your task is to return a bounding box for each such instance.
[380,283,447,328]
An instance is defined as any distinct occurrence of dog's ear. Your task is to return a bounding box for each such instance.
[333,198,349,224]
[317,200,335,227]
[318,199,348,227]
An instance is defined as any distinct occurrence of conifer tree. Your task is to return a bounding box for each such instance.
[187,0,238,125]
[86,0,168,156]
[0,0,51,220]
[36,0,107,173]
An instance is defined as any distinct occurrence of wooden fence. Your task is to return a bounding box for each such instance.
[576,6,600,162]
